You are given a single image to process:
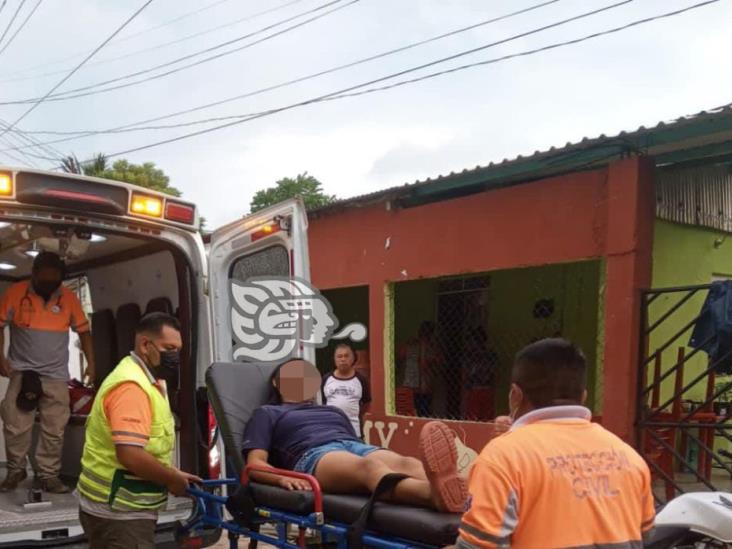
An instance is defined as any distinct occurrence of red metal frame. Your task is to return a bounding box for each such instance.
[242,464,324,515]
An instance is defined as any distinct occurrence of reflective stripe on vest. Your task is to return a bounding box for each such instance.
[78,356,175,511]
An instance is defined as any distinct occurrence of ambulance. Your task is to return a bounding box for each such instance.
[0,166,310,547]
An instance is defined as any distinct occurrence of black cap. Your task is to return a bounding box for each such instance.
[17,371,42,412]
[32,251,65,276]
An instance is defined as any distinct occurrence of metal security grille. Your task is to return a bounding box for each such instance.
[392,262,601,421]
[637,284,732,504]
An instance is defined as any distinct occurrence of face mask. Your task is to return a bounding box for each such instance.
[33,279,61,300]
[159,350,180,370]
[144,342,180,373]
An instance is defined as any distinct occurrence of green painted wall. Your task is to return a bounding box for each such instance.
[487,261,601,413]
[392,261,602,416]
[649,219,732,404]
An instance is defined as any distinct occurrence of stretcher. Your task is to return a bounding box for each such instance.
[178,362,461,549]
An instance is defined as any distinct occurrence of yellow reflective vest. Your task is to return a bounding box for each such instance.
[78,355,175,512]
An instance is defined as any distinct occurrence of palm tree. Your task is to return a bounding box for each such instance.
[59,155,83,174]
[59,153,108,176]
[83,153,108,177]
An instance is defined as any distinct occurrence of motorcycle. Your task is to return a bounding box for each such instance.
[647,492,732,548]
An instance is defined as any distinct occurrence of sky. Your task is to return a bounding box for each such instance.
[0,0,730,227]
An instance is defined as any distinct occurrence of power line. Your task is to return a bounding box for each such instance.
[0,0,236,79]
[0,0,156,141]
[17,0,563,134]
[11,123,66,160]
[0,0,357,105]
[1,0,625,150]
[0,0,27,49]
[94,0,724,161]
[2,0,565,143]
[0,0,42,58]
[0,0,8,18]
[0,0,308,84]
[0,111,69,162]
[2,0,720,161]
[0,120,46,167]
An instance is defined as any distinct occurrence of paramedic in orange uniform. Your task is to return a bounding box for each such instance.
[456,338,655,549]
[0,252,95,494]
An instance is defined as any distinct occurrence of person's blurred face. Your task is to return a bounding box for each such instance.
[334,346,355,374]
[276,359,321,403]
[32,266,63,300]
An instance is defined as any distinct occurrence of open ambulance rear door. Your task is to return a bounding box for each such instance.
[207,197,312,366]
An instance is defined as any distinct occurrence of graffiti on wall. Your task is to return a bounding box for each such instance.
[363,418,480,475]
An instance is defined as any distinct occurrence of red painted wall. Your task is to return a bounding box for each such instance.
[308,157,654,458]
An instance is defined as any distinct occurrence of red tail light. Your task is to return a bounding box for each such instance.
[207,404,221,479]
[165,201,195,224]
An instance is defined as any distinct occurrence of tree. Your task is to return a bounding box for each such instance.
[59,154,181,196]
[250,172,335,213]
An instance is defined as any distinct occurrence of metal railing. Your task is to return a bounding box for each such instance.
[637,283,732,503]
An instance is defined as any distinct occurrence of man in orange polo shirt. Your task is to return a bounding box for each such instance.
[456,339,655,549]
[78,313,200,548]
[0,252,95,493]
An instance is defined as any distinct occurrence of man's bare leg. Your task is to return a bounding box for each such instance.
[366,450,427,480]
[314,451,433,508]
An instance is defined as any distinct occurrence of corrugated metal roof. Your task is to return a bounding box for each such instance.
[657,164,732,232]
[311,102,732,215]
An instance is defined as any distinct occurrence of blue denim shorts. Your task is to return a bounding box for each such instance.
[293,440,381,475]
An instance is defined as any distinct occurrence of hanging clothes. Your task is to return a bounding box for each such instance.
[689,280,732,374]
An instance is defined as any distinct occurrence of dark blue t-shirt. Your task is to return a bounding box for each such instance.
[241,403,359,470]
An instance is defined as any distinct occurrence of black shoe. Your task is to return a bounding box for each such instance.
[0,469,28,492]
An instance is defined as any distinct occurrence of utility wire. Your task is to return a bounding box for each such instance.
[0,0,42,58]
[95,0,724,160]
[0,0,156,140]
[11,122,66,160]
[0,0,8,18]
[1,0,235,79]
[2,0,627,149]
[3,0,719,160]
[2,0,565,141]
[0,0,356,105]
[0,120,44,166]
[0,0,309,84]
[0,0,27,49]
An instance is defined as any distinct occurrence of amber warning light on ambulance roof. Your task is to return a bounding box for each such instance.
[130,193,163,218]
[0,173,12,196]
[251,222,281,242]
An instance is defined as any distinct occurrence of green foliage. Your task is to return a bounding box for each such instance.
[250,172,335,213]
[60,154,181,197]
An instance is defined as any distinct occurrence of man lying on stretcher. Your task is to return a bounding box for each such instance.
[242,359,467,513]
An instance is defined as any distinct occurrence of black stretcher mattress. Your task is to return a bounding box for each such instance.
[250,482,460,545]
[206,362,461,546]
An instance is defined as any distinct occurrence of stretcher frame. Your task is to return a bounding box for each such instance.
[179,464,445,549]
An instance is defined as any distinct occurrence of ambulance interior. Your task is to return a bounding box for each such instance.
[0,220,198,539]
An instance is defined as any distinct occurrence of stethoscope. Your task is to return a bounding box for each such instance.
[19,288,63,327]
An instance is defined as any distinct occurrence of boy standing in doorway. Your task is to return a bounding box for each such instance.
[321,343,371,439]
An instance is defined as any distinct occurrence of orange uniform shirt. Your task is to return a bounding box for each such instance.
[103,354,168,447]
[104,382,154,446]
[457,406,655,549]
[0,280,89,379]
